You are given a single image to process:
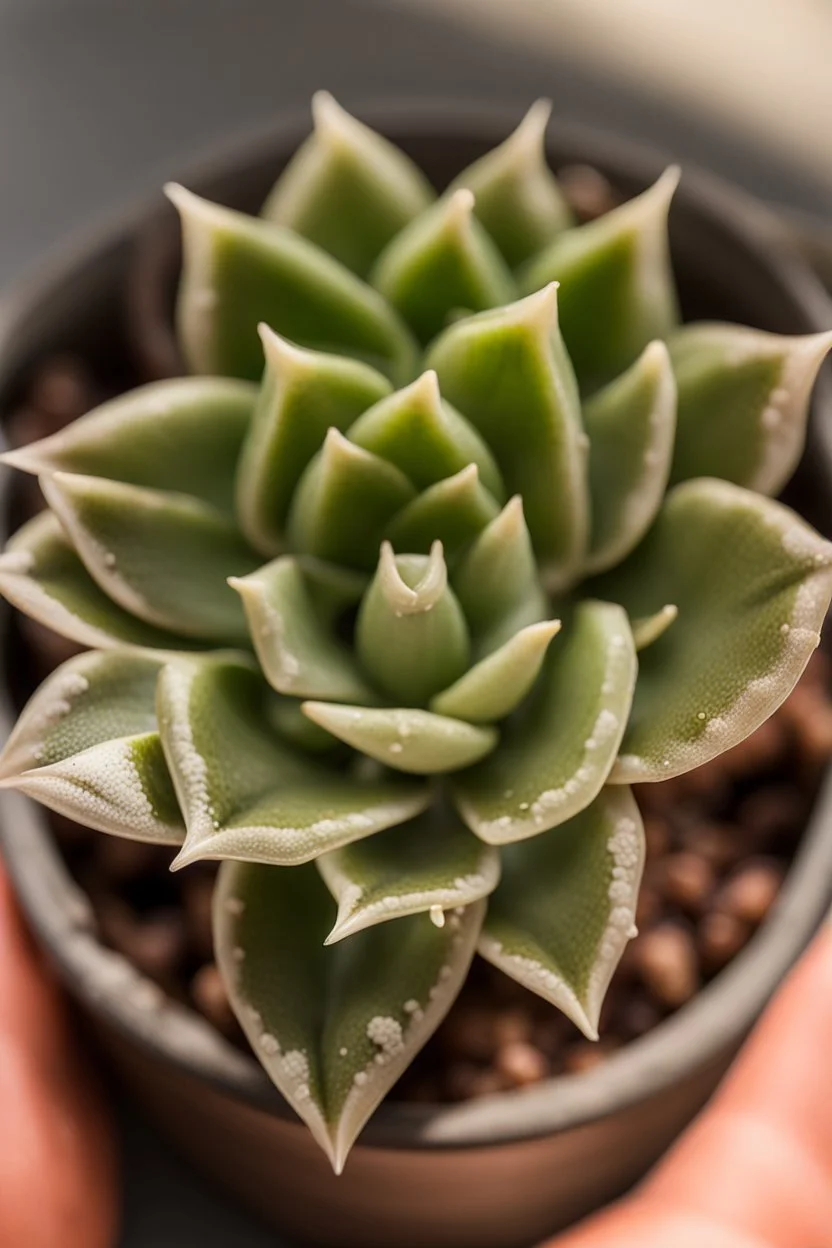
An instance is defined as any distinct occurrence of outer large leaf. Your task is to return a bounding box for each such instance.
[317,808,499,942]
[478,786,644,1039]
[167,185,417,382]
[286,429,416,571]
[347,369,505,499]
[384,465,500,560]
[582,341,677,575]
[229,557,379,704]
[355,544,470,705]
[520,169,679,390]
[302,703,497,775]
[452,496,549,654]
[599,478,832,781]
[0,512,201,652]
[448,100,572,267]
[371,188,515,345]
[2,378,256,514]
[668,323,832,495]
[0,651,183,843]
[42,473,260,644]
[427,285,588,588]
[453,600,636,843]
[235,327,391,553]
[430,620,561,724]
[157,655,428,867]
[215,860,484,1171]
[261,92,434,278]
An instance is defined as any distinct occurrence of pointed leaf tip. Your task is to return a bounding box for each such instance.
[302,702,497,774]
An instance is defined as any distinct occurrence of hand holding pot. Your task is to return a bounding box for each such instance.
[545,922,832,1248]
[0,862,117,1248]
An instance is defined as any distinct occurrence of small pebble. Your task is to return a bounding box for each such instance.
[635,923,700,1008]
[558,164,621,220]
[661,852,715,913]
[697,911,749,972]
[717,859,783,926]
[496,1041,549,1087]
[562,1043,608,1075]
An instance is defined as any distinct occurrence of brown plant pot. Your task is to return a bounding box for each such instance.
[2,108,832,1248]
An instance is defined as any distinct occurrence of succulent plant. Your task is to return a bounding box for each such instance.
[2,94,832,1172]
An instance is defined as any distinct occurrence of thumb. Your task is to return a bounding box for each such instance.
[554,921,832,1248]
[0,860,119,1248]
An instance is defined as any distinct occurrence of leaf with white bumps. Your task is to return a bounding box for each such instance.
[0,512,202,652]
[318,808,499,942]
[668,323,832,495]
[167,185,417,382]
[582,341,677,575]
[302,703,497,775]
[428,285,588,588]
[449,100,572,267]
[261,92,434,278]
[453,600,636,843]
[371,188,515,346]
[42,473,261,644]
[479,785,644,1039]
[520,169,680,390]
[599,478,832,781]
[229,557,379,704]
[158,655,428,867]
[2,378,256,514]
[234,327,391,554]
[215,860,484,1172]
[0,651,183,843]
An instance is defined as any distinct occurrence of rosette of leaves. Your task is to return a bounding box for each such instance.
[1,94,832,1172]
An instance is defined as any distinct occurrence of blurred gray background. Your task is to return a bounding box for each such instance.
[1,1,829,1244]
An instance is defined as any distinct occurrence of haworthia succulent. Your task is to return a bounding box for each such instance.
[3,94,831,1173]
[215,860,484,1171]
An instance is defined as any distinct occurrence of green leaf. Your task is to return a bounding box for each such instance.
[167,184,417,383]
[668,323,832,495]
[318,807,499,942]
[453,600,636,843]
[582,341,677,575]
[0,651,184,843]
[0,512,203,652]
[478,786,644,1039]
[384,464,500,559]
[229,557,379,704]
[371,188,516,346]
[452,496,548,653]
[296,556,369,622]
[355,543,470,705]
[302,703,497,775]
[234,327,391,553]
[520,169,680,390]
[286,429,416,571]
[261,92,435,278]
[2,378,256,514]
[427,285,587,588]
[214,860,484,1172]
[448,100,572,267]
[346,369,505,499]
[158,655,429,867]
[597,478,832,782]
[42,473,260,644]
[430,619,561,723]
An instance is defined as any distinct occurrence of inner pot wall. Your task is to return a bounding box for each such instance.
[1,110,832,1248]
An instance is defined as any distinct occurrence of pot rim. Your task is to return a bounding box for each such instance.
[2,103,832,1153]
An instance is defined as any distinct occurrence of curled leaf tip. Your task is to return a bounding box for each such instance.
[631,603,678,650]
[377,540,447,614]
